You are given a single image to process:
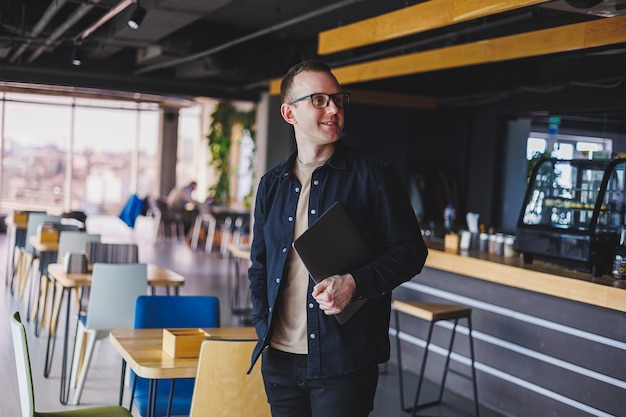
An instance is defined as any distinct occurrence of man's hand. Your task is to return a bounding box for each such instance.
[312,274,356,315]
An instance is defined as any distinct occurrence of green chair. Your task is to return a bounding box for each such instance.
[9,311,132,417]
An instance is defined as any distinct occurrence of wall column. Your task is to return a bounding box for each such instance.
[158,106,180,198]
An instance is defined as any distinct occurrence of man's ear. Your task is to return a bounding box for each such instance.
[280,103,296,125]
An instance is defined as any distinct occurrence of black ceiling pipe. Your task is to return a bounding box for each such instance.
[564,0,604,8]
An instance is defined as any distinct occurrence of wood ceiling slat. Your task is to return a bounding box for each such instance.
[270,15,626,97]
[318,0,549,55]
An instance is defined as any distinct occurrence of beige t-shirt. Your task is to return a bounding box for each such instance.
[270,158,324,354]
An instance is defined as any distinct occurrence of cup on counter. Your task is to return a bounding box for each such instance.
[460,230,472,251]
[488,234,497,254]
[479,233,489,252]
[495,233,505,256]
[504,235,516,257]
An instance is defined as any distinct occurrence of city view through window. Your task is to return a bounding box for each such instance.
[0,92,205,216]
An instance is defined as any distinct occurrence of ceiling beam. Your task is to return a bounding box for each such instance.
[270,14,626,95]
[318,0,549,55]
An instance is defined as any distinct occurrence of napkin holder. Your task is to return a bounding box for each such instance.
[444,232,460,253]
[64,252,88,273]
[162,328,211,358]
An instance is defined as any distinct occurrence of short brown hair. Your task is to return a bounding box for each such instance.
[280,60,338,103]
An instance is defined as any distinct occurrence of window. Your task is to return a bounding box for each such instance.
[1,94,72,212]
[0,93,161,215]
[526,132,613,161]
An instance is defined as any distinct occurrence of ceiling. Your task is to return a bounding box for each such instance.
[1,0,626,105]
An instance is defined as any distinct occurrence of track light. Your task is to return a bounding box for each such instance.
[127,1,147,30]
[71,45,82,66]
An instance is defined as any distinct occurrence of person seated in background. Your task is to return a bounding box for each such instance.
[167,181,199,235]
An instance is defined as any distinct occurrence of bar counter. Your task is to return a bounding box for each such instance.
[423,244,626,313]
[392,240,625,417]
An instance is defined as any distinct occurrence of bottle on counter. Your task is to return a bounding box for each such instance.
[612,226,626,279]
[444,204,456,231]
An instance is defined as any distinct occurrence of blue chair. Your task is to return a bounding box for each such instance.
[130,295,220,417]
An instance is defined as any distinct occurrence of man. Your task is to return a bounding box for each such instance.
[166,181,198,235]
[248,60,428,417]
[167,181,197,212]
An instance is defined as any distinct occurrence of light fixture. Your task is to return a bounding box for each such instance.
[71,45,82,66]
[127,1,147,30]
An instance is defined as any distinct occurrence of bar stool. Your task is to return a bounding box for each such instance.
[393,300,479,417]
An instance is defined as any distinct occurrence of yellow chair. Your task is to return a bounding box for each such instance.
[190,338,270,417]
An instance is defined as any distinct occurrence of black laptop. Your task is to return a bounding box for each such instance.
[292,201,371,324]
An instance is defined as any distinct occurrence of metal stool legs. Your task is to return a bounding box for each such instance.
[394,304,479,417]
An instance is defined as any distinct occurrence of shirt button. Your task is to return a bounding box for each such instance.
[276,278,280,284]
[310,209,316,215]
[282,247,287,253]
[313,180,319,186]
[310,333,316,339]
[308,303,314,309]
[295,187,300,193]
[269,307,272,312]
[288,216,293,222]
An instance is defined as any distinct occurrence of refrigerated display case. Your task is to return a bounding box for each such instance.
[515,157,626,276]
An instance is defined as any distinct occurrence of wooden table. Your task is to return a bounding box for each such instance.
[45,262,185,405]
[109,327,257,417]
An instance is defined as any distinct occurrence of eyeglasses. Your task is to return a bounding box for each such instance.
[287,92,350,109]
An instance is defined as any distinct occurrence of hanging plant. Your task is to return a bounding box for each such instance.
[206,101,256,206]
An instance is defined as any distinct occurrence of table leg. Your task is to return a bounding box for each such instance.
[230,252,239,312]
[44,282,62,378]
[148,379,158,417]
[31,252,51,336]
[17,252,33,298]
[167,379,176,417]
[118,360,126,406]
[5,225,14,288]
[59,287,74,405]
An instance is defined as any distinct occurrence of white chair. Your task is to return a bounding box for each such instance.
[57,232,102,264]
[190,213,217,253]
[10,311,133,417]
[69,263,148,405]
[15,213,62,298]
[44,232,101,335]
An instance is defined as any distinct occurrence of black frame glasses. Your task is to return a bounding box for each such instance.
[287,92,350,109]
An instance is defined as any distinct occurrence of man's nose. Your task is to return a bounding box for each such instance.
[325,99,339,114]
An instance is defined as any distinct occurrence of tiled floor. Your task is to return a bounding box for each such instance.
[0,217,503,417]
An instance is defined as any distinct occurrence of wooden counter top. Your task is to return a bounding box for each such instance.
[423,246,626,313]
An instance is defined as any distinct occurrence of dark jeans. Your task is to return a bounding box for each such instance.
[261,347,379,417]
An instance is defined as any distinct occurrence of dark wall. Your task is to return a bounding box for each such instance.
[343,103,412,181]
[265,82,626,233]
[345,82,626,232]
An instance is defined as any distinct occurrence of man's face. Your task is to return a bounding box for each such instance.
[281,71,344,147]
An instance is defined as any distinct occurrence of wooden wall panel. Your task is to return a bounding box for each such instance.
[329,15,626,86]
[318,0,549,55]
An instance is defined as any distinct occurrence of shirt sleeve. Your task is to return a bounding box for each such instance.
[349,164,428,300]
